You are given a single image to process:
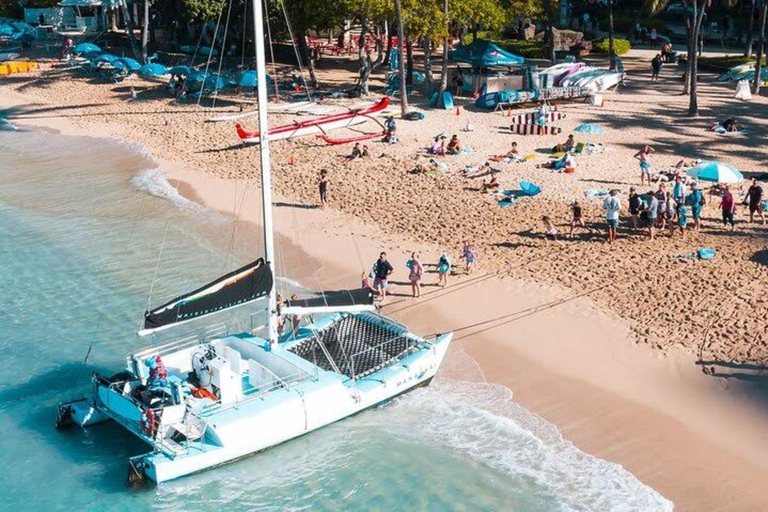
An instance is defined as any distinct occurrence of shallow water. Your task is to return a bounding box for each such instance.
[0,129,673,511]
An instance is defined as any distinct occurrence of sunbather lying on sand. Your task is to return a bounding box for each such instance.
[463,162,496,179]
[709,118,740,133]
[489,142,522,163]
[536,153,575,171]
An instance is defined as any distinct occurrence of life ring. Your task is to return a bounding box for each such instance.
[141,408,156,437]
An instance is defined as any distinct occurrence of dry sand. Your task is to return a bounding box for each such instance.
[3,47,768,511]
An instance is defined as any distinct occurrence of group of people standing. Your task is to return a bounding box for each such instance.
[365,244,477,303]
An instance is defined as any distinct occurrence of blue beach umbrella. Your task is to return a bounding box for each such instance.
[686,161,744,184]
[139,63,169,77]
[519,181,542,196]
[574,123,605,134]
[92,53,120,65]
[168,65,193,76]
[234,70,257,87]
[115,57,142,71]
[73,42,101,55]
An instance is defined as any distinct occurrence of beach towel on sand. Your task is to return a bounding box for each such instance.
[697,248,716,260]
[584,189,609,198]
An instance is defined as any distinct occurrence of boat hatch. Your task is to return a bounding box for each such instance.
[289,314,419,380]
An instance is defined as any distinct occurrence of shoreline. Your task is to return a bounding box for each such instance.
[4,68,768,511]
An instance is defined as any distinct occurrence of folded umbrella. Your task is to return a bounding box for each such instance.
[73,42,101,55]
[139,63,169,77]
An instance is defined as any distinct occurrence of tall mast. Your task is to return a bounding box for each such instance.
[251,0,278,346]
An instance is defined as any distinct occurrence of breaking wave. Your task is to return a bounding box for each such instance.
[131,168,208,214]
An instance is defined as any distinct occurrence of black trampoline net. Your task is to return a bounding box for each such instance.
[288,315,417,379]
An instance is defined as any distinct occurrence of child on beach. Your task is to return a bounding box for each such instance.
[461,242,477,274]
[437,251,451,287]
[568,200,587,238]
[319,169,329,208]
[542,216,563,245]
[676,205,688,239]
[634,145,655,186]
[651,54,663,82]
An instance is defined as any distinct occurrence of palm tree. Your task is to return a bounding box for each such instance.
[393,0,409,115]
[608,0,616,69]
[753,0,768,93]
[440,0,449,96]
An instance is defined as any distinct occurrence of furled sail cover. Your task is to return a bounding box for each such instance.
[282,288,375,315]
[141,258,272,335]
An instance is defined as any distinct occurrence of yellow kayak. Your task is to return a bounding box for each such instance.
[0,61,39,76]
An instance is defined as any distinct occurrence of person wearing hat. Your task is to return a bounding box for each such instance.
[688,181,704,231]
[628,186,641,229]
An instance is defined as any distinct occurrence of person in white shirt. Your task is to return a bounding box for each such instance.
[602,189,621,244]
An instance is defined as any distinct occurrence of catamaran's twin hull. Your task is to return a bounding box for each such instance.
[68,332,452,483]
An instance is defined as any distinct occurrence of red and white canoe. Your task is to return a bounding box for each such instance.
[236,97,389,144]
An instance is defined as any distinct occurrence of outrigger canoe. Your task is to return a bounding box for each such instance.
[236,97,389,144]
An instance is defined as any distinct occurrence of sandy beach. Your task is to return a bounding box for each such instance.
[3,47,768,510]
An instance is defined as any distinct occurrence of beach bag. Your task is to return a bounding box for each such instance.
[697,248,716,260]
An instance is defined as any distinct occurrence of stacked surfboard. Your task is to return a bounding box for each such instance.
[509,112,565,135]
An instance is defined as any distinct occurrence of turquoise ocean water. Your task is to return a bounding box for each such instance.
[0,128,673,511]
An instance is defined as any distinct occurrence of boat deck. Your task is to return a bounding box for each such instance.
[288,315,417,379]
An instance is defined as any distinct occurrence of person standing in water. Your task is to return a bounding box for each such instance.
[318,169,329,208]
[634,145,655,186]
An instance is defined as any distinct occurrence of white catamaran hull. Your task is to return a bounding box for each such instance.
[66,325,452,483]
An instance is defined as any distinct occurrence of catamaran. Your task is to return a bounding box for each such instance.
[55,0,452,485]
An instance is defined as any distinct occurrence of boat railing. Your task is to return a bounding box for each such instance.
[199,362,315,417]
[358,311,410,334]
[132,323,229,361]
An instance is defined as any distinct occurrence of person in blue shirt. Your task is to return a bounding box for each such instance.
[672,176,686,209]
[688,181,704,231]
[677,205,688,240]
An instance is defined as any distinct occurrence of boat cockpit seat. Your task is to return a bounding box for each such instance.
[223,346,244,375]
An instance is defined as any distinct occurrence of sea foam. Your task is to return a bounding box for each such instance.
[131,168,208,214]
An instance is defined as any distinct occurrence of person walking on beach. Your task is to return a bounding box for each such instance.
[646,190,659,240]
[602,189,621,244]
[406,252,424,298]
[720,185,736,230]
[628,187,641,229]
[372,252,394,303]
[318,169,329,208]
[634,145,655,186]
[461,241,477,274]
[437,251,451,287]
[744,177,765,224]
[651,54,663,82]
[688,181,704,231]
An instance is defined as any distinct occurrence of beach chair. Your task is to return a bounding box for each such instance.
[571,142,585,155]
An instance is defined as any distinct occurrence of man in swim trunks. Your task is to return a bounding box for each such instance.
[744,177,765,225]
[634,145,655,186]
[372,252,394,303]
[688,181,704,231]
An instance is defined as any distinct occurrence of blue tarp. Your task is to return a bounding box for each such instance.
[448,39,524,68]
